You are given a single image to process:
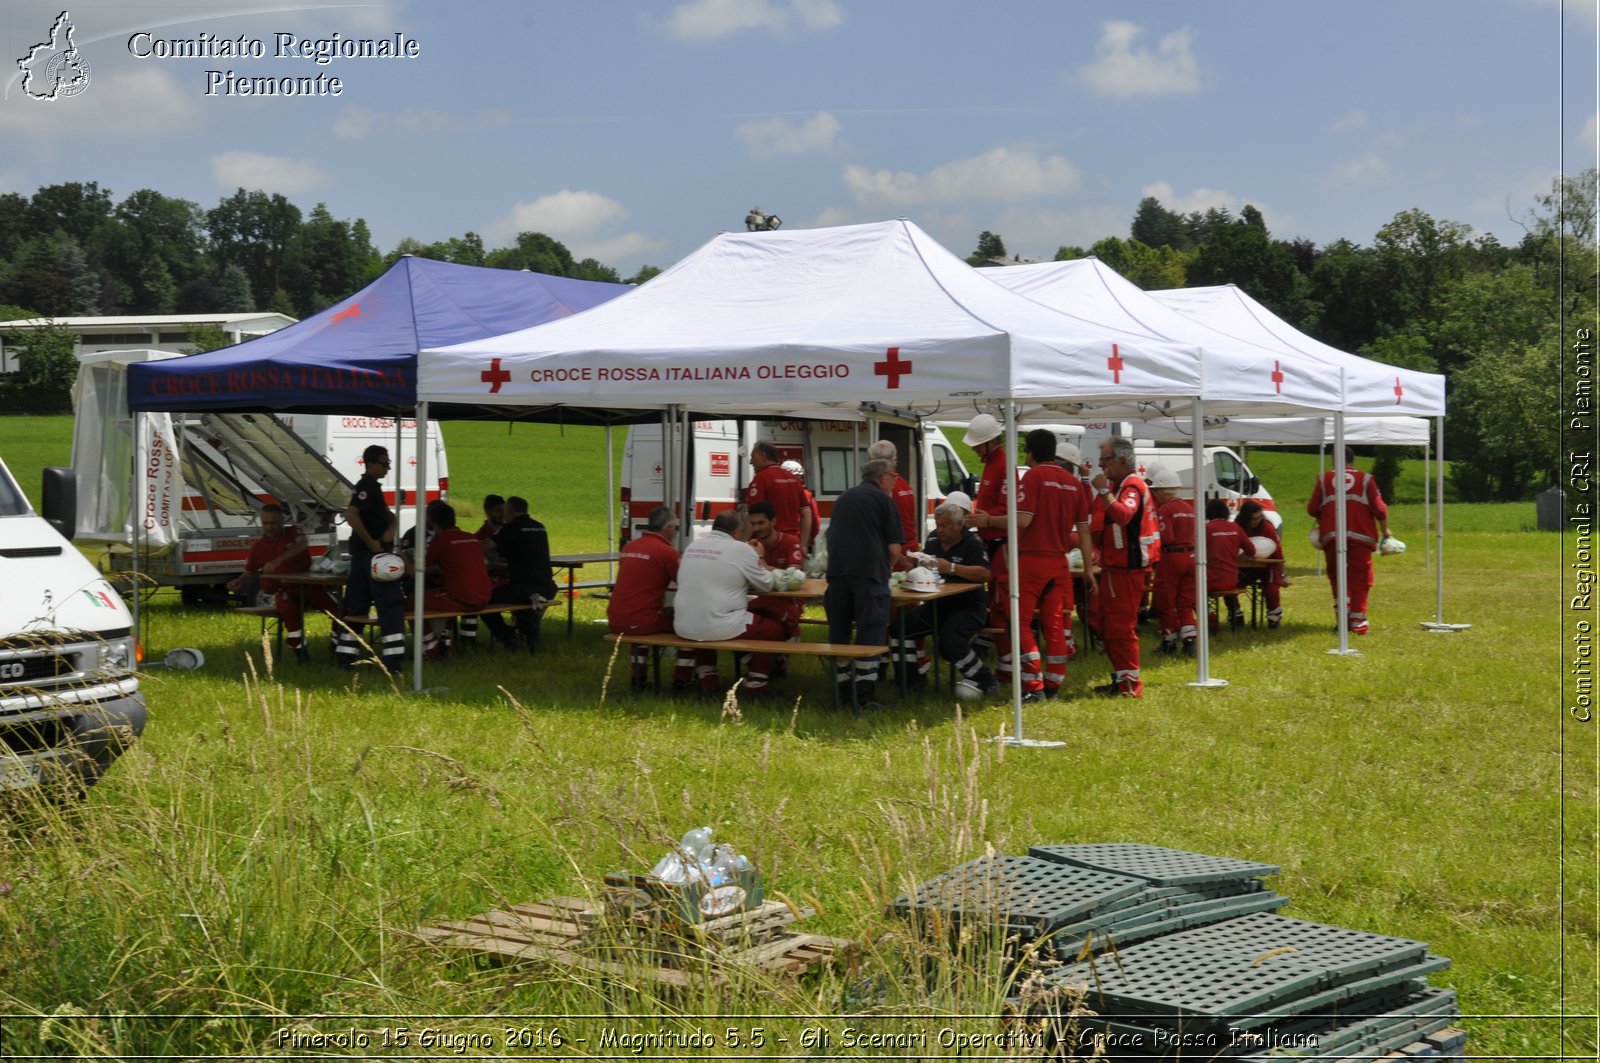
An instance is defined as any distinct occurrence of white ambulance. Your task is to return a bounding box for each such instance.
[71,350,449,599]
[1037,421,1282,529]
[619,419,970,543]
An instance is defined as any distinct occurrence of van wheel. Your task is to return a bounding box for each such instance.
[180,583,229,606]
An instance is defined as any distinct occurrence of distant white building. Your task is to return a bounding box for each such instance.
[0,312,295,375]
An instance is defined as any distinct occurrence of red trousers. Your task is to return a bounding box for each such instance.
[994,556,1071,693]
[1096,566,1148,695]
[1322,543,1374,631]
[1154,554,1197,642]
[274,587,339,649]
[692,614,787,691]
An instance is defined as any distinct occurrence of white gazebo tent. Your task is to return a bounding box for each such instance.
[420,221,1348,736]
[1149,284,1461,638]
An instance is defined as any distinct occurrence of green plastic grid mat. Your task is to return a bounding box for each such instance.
[1055,890,1290,952]
[1029,843,1280,886]
[1044,937,1448,1029]
[1162,912,1430,981]
[891,855,1145,938]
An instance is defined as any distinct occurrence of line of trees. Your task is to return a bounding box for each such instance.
[976,173,1595,502]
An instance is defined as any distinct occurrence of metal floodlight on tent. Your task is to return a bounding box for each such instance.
[744,206,781,231]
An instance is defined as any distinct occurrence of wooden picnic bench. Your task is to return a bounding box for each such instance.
[604,632,887,712]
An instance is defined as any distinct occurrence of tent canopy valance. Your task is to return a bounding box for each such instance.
[419,220,1347,421]
[125,257,632,417]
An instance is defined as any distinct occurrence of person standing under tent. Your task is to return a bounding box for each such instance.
[337,445,406,673]
[1306,449,1390,635]
[1053,441,1090,661]
[868,439,919,550]
[824,459,903,709]
[608,506,693,694]
[674,510,784,698]
[781,460,822,554]
[1148,465,1198,656]
[1089,436,1158,698]
[1204,499,1256,632]
[1235,500,1285,628]
[746,441,814,554]
[480,495,558,653]
[963,414,1009,560]
[1006,429,1093,702]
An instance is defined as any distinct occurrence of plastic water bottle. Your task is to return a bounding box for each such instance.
[709,845,741,887]
[650,850,688,883]
[679,826,714,861]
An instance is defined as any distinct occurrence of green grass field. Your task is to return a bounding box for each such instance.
[0,413,1588,1060]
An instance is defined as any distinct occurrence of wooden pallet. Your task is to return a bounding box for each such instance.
[414,896,855,987]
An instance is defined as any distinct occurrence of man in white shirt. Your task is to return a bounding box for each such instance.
[673,510,783,696]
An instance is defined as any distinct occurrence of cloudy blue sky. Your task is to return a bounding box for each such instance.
[1,0,1594,273]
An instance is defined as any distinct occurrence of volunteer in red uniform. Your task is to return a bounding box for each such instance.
[415,501,492,659]
[746,501,806,638]
[1204,499,1256,631]
[473,494,505,540]
[1005,429,1093,701]
[1147,465,1197,656]
[228,503,335,664]
[746,441,814,553]
[781,460,822,553]
[1090,436,1159,698]
[962,414,1009,560]
[868,440,919,550]
[1307,451,1390,635]
[1235,500,1285,628]
[608,506,694,693]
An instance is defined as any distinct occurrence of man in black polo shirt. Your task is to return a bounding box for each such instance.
[337,444,406,673]
[824,458,903,708]
[481,495,559,652]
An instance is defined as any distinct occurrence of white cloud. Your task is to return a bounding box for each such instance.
[1078,20,1201,98]
[1331,109,1366,132]
[0,66,201,137]
[333,105,383,141]
[737,111,841,157]
[484,189,667,264]
[1583,113,1598,156]
[843,146,1081,207]
[664,0,842,39]
[1325,152,1393,186]
[210,151,329,195]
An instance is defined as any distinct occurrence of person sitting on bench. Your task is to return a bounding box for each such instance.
[672,509,780,697]
[480,495,558,653]
[227,503,337,664]
[412,500,491,660]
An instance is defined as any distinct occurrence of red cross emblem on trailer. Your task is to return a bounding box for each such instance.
[1108,344,1124,384]
[482,357,512,394]
[1270,360,1284,394]
[1393,376,1404,405]
[331,302,362,324]
[874,347,912,389]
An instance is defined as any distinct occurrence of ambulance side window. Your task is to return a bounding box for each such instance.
[932,444,964,494]
[818,448,853,497]
[1213,451,1241,491]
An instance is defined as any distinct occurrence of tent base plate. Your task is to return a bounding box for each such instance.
[1326,647,1363,657]
[1186,678,1228,689]
[1421,622,1472,632]
[993,736,1068,749]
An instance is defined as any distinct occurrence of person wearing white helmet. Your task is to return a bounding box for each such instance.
[781,459,822,551]
[961,414,1010,559]
[1234,500,1285,628]
[1147,464,1198,655]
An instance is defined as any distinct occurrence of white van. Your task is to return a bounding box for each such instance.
[72,350,449,599]
[0,460,145,793]
[620,419,970,543]
[1037,422,1282,529]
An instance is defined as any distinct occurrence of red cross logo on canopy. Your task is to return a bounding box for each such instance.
[482,357,512,394]
[1107,344,1124,384]
[331,302,362,324]
[1394,376,1404,405]
[874,346,912,389]
[1271,359,1284,395]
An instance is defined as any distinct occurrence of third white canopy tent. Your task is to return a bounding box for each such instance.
[417,220,1445,735]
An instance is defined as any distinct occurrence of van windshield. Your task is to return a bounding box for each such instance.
[0,465,30,516]
[1213,451,1242,491]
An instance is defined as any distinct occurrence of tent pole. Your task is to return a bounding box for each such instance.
[996,402,1063,749]
[131,410,143,657]
[1315,443,1326,578]
[412,403,429,693]
[661,408,675,545]
[1423,428,1432,578]
[1328,403,1359,657]
[605,424,616,575]
[1188,397,1225,689]
[1422,414,1470,631]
